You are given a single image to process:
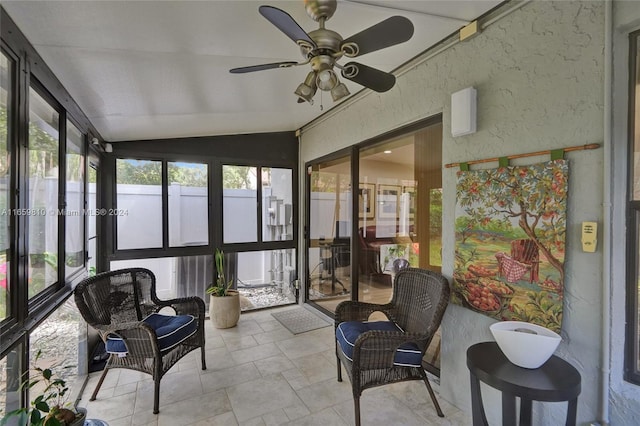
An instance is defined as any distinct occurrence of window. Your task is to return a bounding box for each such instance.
[116,159,162,250]
[0,342,23,415]
[0,21,97,418]
[627,30,640,385]
[223,165,257,244]
[87,166,98,275]
[116,159,210,251]
[168,162,208,247]
[0,52,12,321]
[65,121,84,278]
[28,86,60,297]
[307,155,353,308]
[235,249,296,309]
[262,168,293,242]
[29,299,85,403]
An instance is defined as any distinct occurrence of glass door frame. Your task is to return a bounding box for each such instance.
[303,115,443,371]
[304,116,442,314]
[304,146,359,316]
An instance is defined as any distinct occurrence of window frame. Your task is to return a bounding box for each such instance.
[626,29,640,386]
[110,154,297,260]
[220,162,296,252]
[64,118,87,281]
[167,160,210,248]
[112,156,214,259]
[0,44,18,330]
[26,79,64,302]
[114,157,165,251]
[1,10,101,416]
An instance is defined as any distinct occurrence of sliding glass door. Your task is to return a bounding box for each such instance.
[357,122,443,373]
[306,154,353,313]
[304,119,443,373]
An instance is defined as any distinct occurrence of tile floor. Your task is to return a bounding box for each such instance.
[78,306,471,426]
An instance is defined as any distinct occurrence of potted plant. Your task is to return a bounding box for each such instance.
[206,249,240,329]
[1,350,87,426]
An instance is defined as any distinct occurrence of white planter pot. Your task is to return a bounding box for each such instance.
[209,290,240,329]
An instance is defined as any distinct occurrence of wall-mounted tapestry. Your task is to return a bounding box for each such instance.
[453,159,568,332]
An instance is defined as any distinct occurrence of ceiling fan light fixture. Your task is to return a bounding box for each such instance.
[295,71,318,103]
[316,68,338,91]
[331,82,350,101]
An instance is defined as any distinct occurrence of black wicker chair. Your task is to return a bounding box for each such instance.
[335,268,450,426]
[74,268,206,414]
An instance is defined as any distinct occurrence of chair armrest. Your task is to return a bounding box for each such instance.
[352,330,428,370]
[335,301,393,324]
[95,321,161,359]
[157,296,206,318]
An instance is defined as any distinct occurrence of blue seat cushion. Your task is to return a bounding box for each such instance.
[106,313,197,355]
[336,321,423,367]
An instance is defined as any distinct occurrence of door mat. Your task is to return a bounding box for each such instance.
[271,308,331,335]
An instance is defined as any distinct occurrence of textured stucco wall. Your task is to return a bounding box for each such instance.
[300,1,609,423]
[610,1,640,424]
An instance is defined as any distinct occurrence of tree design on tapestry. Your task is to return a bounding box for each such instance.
[453,159,568,332]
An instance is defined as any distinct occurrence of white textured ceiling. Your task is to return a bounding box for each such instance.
[2,0,501,142]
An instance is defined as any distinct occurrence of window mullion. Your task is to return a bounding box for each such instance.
[162,159,169,249]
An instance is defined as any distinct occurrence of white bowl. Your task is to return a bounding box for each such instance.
[490,321,561,369]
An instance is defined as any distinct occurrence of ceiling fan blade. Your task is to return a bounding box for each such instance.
[229,62,298,74]
[259,5,316,47]
[341,16,414,57]
[341,62,396,93]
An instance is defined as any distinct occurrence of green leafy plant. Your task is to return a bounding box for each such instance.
[206,249,233,297]
[0,350,83,426]
[382,244,408,273]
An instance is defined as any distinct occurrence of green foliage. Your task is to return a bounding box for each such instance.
[510,291,562,332]
[382,244,408,272]
[455,216,477,244]
[455,247,479,270]
[65,155,83,183]
[168,163,207,187]
[456,161,568,280]
[310,171,349,194]
[429,188,442,235]
[223,165,255,190]
[1,106,60,180]
[206,249,233,297]
[0,351,79,426]
[116,160,161,185]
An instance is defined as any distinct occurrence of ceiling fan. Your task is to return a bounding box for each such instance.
[230,0,414,104]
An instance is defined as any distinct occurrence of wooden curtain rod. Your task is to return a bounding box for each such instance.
[444,143,601,169]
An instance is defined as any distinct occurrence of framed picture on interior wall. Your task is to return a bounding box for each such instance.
[359,183,376,219]
[378,184,401,219]
[402,186,416,220]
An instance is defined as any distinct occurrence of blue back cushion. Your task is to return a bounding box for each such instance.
[106,313,197,355]
[336,321,423,367]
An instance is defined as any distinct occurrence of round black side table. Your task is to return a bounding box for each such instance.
[466,342,581,426]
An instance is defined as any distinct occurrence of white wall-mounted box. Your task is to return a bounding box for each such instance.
[451,87,477,137]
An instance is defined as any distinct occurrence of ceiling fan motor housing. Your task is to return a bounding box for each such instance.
[302,28,343,59]
[304,0,337,22]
